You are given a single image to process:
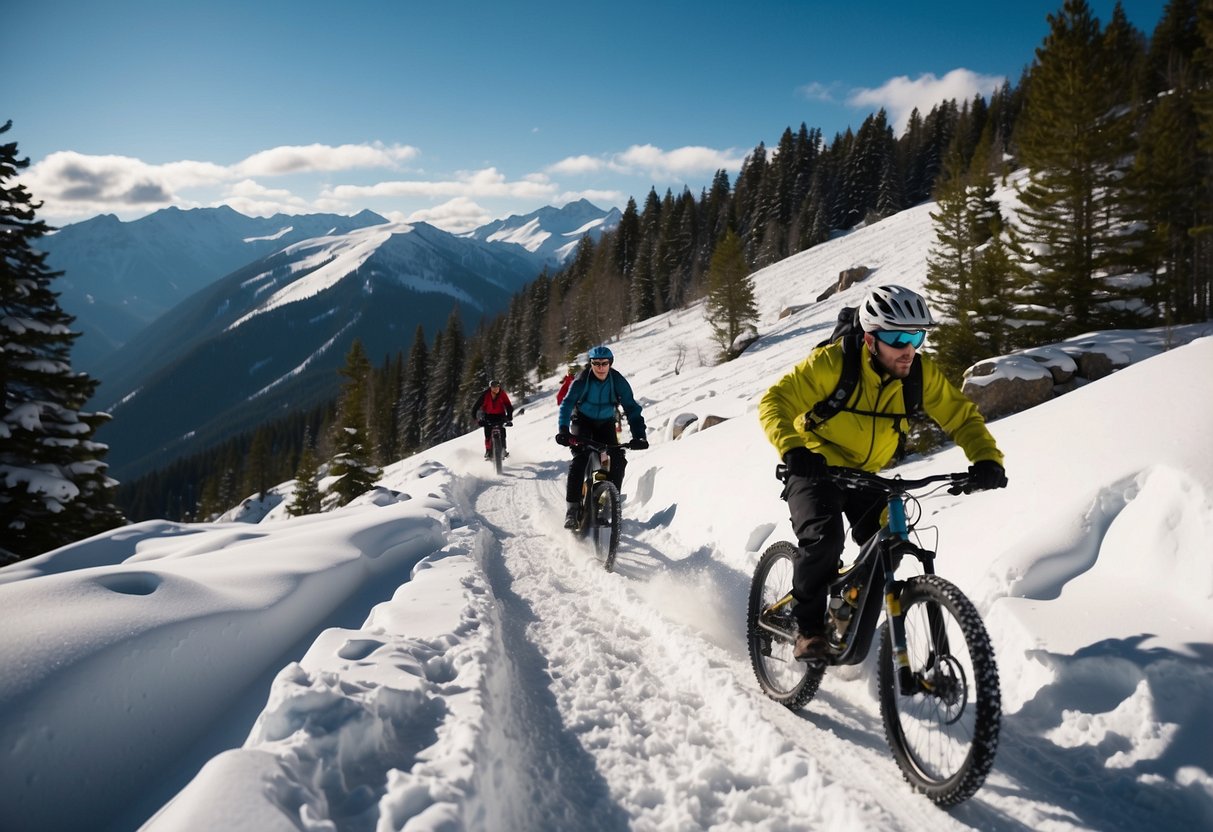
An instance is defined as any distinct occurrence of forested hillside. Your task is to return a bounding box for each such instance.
[115,0,1212,525]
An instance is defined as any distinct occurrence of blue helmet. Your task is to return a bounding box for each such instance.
[588,345,613,362]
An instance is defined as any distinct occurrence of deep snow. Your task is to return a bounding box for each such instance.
[2,193,1212,832]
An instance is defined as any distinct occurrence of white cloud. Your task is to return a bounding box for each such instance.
[555,188,625,206]
[548,154,604,175]
[233,142,419,177]
[324,167,557,202]
[404,197,493,233]
[797,81,839,102]
[219,179,316,217]
[18,143,425,222]
[550,144,745,181]
[848,68,1006,135]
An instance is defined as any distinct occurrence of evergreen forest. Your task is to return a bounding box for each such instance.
[4,0,1211,551]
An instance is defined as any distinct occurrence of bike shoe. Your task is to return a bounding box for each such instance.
[563,505,580,529]
[793,632,831,662]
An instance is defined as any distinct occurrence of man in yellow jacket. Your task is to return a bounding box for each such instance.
[759,284,1007,661]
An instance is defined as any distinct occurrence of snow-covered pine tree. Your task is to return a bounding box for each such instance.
[0,121,123,561]
[286,429,322,516]
[327,339,380,507]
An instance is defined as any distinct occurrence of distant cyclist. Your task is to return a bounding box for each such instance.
[556,361,580,405]
[555,345,647,528]
[473,380,514,459]
[758,285,1007,661]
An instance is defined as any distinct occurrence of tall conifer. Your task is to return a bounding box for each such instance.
[328,339,379,506]
[1013,0,1143,338]
[704,229,757,360]
[0,121,123,560]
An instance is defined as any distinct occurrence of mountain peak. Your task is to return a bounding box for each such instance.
[465,201,620,263]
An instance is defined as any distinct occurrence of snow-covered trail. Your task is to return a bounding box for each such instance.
[467,458,980,831]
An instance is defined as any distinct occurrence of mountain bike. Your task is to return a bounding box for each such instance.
[481,417,511,475]
[746,465,1001,806]
[566,437,625,571]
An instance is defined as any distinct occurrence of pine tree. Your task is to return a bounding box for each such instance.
[327,339,380,506]
[1012,0,1143,339]
[1131,0,1208,323]
[704,229,757,360]
[397,325,429,455]
[613,197,640,282]
[0,121,123,561]
[1194,0,1213,318]
[733,143,768,262]
[286,429,322,516]
[239,426,272,500]
[925,149,1017,378]
[521,276,549,379]
[423,309,466,445]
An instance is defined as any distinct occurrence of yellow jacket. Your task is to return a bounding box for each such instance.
[759,340,1004,472]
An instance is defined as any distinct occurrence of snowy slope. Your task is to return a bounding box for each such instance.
[1,199,1211,832]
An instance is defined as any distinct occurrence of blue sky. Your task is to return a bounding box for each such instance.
[7,0,1167,232]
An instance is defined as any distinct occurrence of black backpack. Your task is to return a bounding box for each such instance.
[804,306,924,438]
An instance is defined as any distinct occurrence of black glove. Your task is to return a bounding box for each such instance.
[478,419,487,426]
[555,431,574,447]
[967,460,1008,492]
[505,421,513,427]
[783,447,827,479]
[628,437,649,450]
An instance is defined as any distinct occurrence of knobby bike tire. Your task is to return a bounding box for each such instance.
[492,432,504,475]
[746,541,824,710]
[589,480,621,570]
[877,574,1000,806]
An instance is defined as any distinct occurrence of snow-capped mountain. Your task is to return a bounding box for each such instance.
[91,221,545,481]
[462,198,622,263]
[35,206,391,370]
[39,200,618,374]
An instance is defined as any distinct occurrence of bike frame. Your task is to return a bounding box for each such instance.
[574,438,616,507]
[764,466,964,687]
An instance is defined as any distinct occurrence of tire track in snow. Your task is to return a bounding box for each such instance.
[469,463,967,831]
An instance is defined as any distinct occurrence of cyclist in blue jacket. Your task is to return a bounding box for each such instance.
[555,345,648,528]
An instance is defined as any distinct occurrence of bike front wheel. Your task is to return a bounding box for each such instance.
[746,541,824,710]
[587,480,620,570]
[878,574,1000,805]
[492,431,504,475]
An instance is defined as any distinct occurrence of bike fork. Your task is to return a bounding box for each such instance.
[883,577,918,694]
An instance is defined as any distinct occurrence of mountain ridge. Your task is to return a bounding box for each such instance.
[89,202,619,480]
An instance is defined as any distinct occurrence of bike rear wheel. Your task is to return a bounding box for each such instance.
[878,574,1000,805]
[587,480,620,570]
[746,541,824,710]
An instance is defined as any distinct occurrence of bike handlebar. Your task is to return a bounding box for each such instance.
[776,463,972,495]
[569,436,641,452]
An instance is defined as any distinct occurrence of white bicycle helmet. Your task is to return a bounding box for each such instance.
[858,284,935,332]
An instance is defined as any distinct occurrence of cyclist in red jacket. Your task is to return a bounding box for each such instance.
[474,380,514,459]
[556,363,580,405]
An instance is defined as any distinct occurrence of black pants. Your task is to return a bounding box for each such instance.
[566,417,626,502]
[482,420,507,451]
[783,474,885,632]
